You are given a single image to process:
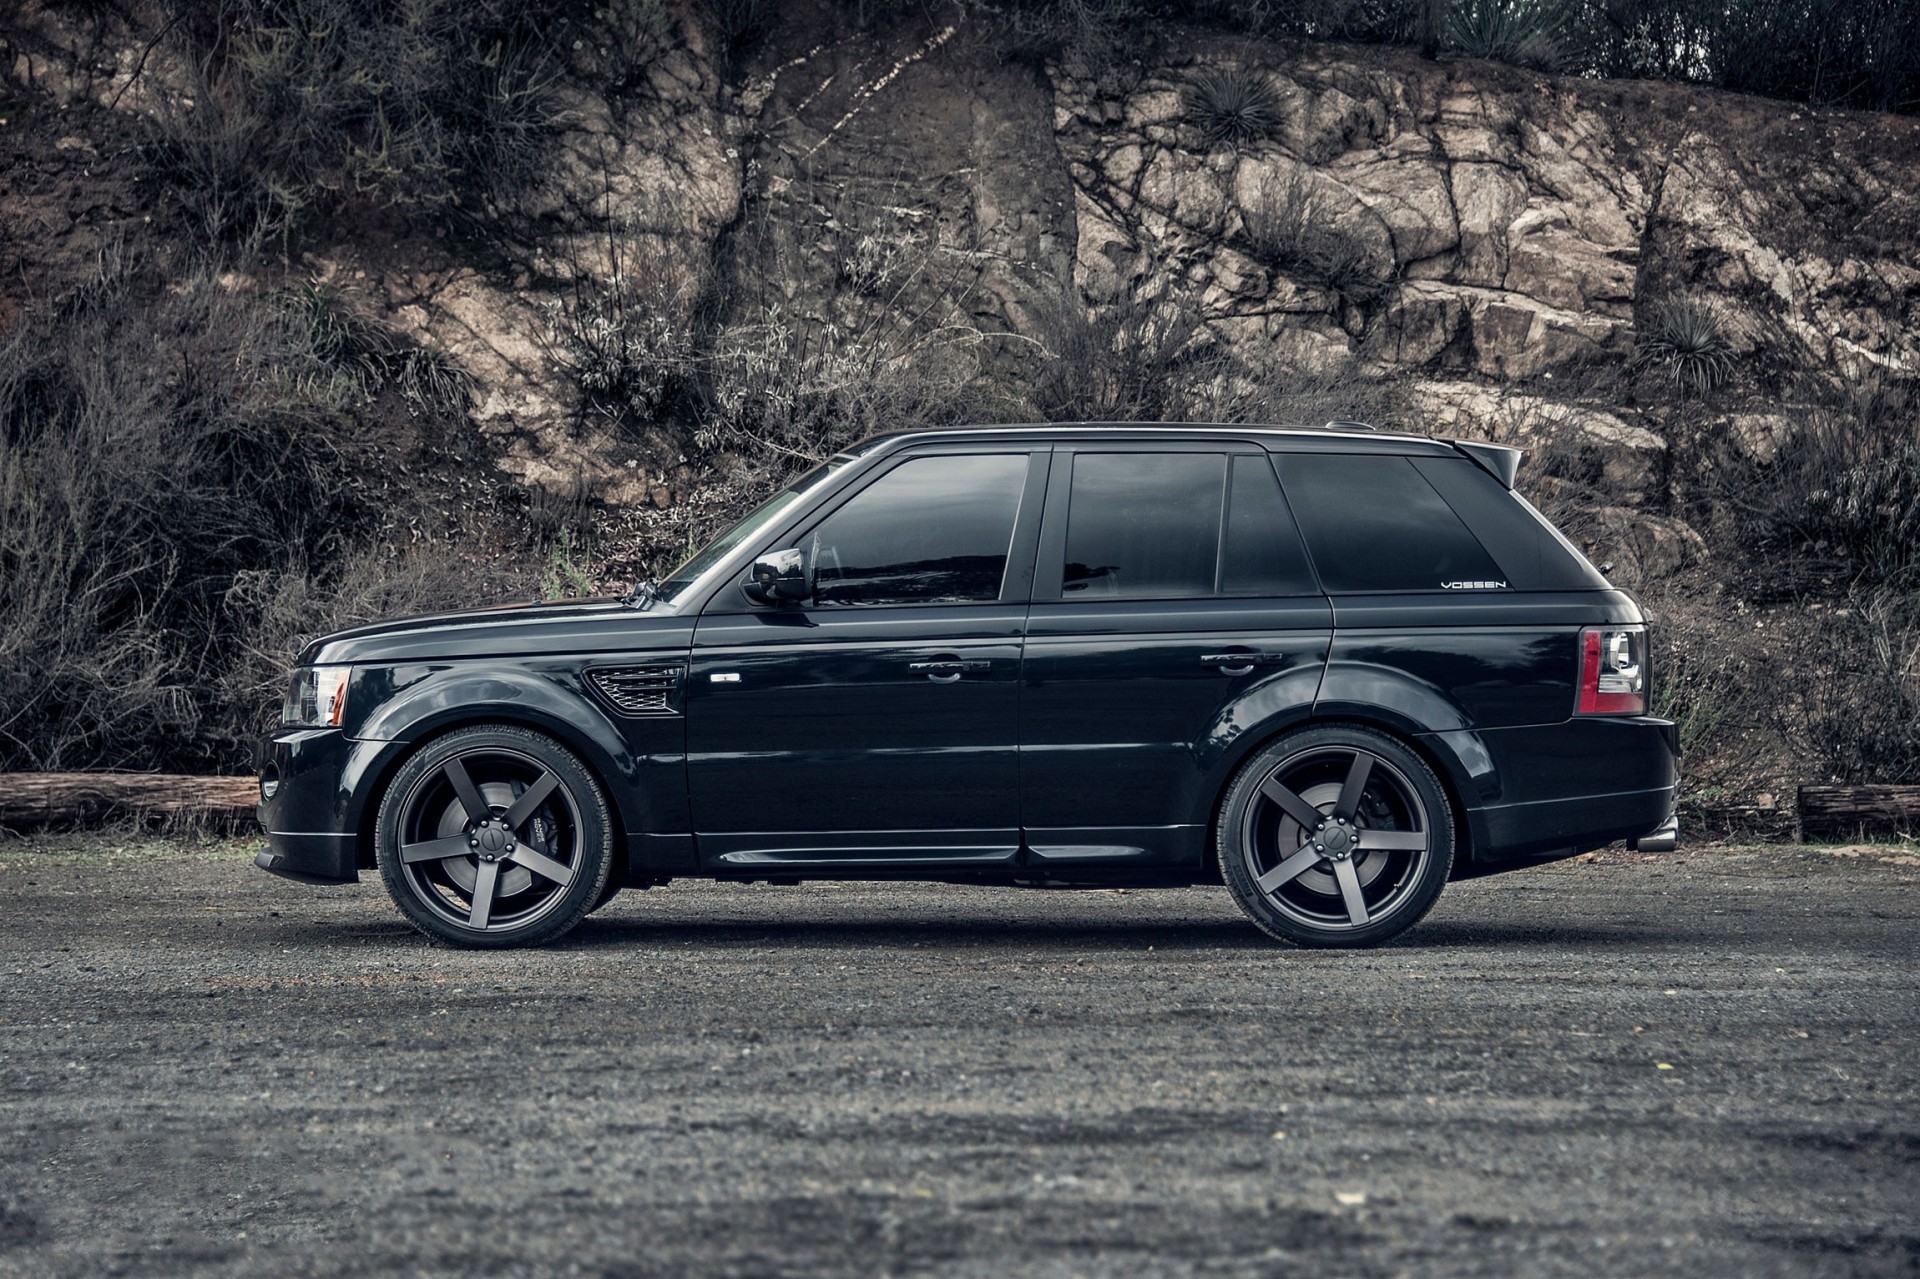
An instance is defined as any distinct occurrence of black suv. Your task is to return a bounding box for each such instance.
[257,424,1678,949]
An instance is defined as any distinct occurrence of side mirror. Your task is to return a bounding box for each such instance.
[743,547,810,606]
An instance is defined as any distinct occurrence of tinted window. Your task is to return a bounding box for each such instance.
[1410,456,1608,591]
[1221,455,1317,595]
[808,454,1028,606]
[1280,454,1505,592]
[1063,453,1224,598]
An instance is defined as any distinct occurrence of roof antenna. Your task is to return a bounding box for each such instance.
[1323,420,1377,432]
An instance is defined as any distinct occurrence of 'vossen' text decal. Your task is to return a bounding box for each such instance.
[1441,580,1508,590]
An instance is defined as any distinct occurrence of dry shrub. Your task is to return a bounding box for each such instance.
[0,249,478,772]
[1241,172,1395,309]
[1775,588,1920,785]
[695,305,996,462]
[146,0,645,243]
[541,234,702,433]
[1693,388,1920,589]
[1031,279,1409,426]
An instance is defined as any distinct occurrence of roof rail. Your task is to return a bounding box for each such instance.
[1322,419,1378,432]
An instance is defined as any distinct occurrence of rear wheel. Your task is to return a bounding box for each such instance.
[1218,725,1453,948]
[375,725,612,948]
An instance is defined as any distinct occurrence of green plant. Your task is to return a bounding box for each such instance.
[1240,172,1395,307]
[540,529,596,600]
[1637,298,1738,396]
[1183,65,1285,146]
[1447,0,1567,70]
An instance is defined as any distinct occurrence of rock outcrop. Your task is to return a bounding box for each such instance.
[6,4,1919,525]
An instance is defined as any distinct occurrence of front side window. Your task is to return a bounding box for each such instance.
[807,454,1029,606]
[1279,454,1506,592]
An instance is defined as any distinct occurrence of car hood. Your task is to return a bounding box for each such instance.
[299,598,693,665]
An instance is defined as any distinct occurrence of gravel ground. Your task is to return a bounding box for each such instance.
[1,838,1916,1278]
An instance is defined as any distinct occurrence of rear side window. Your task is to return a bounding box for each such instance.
[1279,454,1505,592]
[808,453,1029,606]
[1060,452,1317,599]
[1064,453,1223,598]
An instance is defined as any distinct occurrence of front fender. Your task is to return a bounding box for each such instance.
[345,662,691,870]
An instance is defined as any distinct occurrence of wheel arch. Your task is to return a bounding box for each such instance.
[1199,710,1483,875]
[348,696,641,876]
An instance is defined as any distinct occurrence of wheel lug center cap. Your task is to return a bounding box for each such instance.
[1321,825,1353,854]
[475,822,509,854]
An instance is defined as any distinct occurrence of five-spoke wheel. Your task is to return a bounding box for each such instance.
[375,725,612,947]
[1219,725,1453,948]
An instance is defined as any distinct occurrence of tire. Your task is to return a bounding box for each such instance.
[375,724,613,948]
[1217,724,1454,949]
[588,878,623,914]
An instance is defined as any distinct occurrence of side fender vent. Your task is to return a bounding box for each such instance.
[586,665,685,717]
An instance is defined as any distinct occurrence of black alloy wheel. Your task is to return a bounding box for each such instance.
[375,725,612,948]
[1218,725,1453,948]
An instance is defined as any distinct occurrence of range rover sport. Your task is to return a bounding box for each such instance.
[256,423,1679,949]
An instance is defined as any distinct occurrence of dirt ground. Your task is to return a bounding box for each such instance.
[1,838,1916,1278]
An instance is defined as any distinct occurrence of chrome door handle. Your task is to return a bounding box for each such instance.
[1200,653,1286,673]
[909,658,990,682]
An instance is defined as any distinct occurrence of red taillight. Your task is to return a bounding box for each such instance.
[1577,626,1646,715]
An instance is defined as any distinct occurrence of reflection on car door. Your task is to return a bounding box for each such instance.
[1020,445,1332,867]
[686,449,1048,868]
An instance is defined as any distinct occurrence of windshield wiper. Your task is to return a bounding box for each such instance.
[623,577,661,610]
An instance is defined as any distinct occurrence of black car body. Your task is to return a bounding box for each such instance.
[257,424,1678,948]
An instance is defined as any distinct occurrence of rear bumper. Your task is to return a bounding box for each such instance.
[1430,716,1680,864]
[1628,810,1678,852]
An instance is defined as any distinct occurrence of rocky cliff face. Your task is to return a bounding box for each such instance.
[7,3,1919,524]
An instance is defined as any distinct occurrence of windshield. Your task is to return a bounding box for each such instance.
[653,460,846,604]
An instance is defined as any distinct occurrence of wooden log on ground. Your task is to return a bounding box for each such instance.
[0,772,257,829]
[1797,785,1920,841]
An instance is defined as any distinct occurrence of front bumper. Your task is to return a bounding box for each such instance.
[255,726,399,885]
[256,838,358,884]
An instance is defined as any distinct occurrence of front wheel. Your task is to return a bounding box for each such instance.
[375,725,613,948]
[1218,726,1454,948]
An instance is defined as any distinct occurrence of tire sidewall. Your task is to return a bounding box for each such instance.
[375,724,614,949]
[1217,725,1454,949]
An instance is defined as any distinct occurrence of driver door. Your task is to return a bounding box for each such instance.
[685,447,1048,869]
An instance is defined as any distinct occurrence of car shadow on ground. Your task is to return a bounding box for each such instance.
[262,912,1677,954]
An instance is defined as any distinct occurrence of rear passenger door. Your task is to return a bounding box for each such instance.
[1019,443,1331,868]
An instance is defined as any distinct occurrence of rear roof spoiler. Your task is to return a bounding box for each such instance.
[1452,439,1523,489]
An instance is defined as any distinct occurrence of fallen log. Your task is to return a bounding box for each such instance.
[1797,785,1920,842]
[0,772,257,829]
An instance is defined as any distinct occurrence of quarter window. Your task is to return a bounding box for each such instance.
[1279,454,1505,592]
[806,454,1029,606]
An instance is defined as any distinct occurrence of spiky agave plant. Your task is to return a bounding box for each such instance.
[1448,0,1568,71]
[1637,298,1739,396]
[1183,65,1284,147]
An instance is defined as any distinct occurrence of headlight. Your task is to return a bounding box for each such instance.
[282,665,352,727]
